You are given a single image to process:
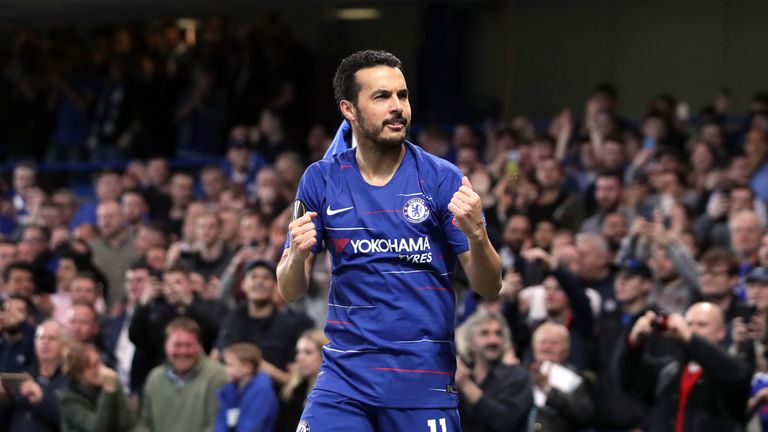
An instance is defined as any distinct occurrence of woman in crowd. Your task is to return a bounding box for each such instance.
[276,329,329,430]
[59,342,139,432]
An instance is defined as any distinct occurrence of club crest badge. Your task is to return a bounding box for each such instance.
[403,197,429,223]
[296,420,311,432]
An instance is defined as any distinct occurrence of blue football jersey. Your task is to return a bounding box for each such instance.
[293,142,468,409]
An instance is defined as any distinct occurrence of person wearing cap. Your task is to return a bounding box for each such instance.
[214,260,313,386]
[590,258,657,429]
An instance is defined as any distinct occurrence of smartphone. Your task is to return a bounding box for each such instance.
[1,373,28,393]
[505,150,520,180]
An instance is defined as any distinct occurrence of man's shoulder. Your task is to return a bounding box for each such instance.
[144,364,168,388]
[493,363,532,383]
[408,142,461,175]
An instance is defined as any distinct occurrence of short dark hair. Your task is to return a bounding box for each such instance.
[3,262,34,283]
[333,50,402,105]
[597,170,624,186]
[701,248,740,277]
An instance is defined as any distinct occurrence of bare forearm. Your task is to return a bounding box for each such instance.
[276,250,310,302]
[467,235,502,300]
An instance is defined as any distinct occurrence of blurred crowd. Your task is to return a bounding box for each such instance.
[2,16,768,432]
[0,15,316,163]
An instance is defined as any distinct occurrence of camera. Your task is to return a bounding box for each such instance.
[650,314,669,332]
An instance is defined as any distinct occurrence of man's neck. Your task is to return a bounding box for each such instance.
[708,293,733,311]
[248,301,274,319]
[537,187,561,205]
[39,360,58,377]
[621,297,649,315]
[105,229,127,247]
[354,139,406,186]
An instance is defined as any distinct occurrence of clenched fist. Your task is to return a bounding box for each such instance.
[287,212,318,262]
[448,176,486,242]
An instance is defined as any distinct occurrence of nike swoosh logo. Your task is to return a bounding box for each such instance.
[327,205,354,216]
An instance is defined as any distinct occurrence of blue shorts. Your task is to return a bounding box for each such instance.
[295,388,460,432]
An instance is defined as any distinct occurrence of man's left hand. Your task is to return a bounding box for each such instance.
[449,176,486,242]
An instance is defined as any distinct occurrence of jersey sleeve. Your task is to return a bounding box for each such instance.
[283,162,326,254]
[435,163,470,256]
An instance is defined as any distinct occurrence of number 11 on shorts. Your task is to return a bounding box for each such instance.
[427,418,447,432]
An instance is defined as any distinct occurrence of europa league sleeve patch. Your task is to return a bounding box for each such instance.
[293,199,307,221]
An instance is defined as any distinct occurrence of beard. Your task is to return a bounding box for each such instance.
[354,105,409,149]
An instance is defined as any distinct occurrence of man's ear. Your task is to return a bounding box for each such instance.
[339,100,356,123]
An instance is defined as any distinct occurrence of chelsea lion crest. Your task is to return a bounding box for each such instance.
[296,420,311,432]
[403,197,429,223]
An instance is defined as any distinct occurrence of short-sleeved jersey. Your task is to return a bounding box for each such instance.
[293,142,468,409]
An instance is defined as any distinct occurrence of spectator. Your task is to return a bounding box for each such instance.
[215,342,278,432]
[199,166,228,207]
[590,259,655,429]
[0,296,36,373]
[68,271,108,318]
[121,190,149,231]
[454,310,532,432]
[526,157,584,232]
[694,184,764,251]
[729,210,765,296]
[498,214,531,278]
[18,225,56,294]
[129,265,220,388]
[0,241,19,280]
[70,171,124,229]
[581,170,626,233]
[277,329,329,431]
[1,319,68,432]
[60,342,139,432]
[527,322,594,431]
[140,318,227,432]
[698,249,748,321]
[622,302,752,431]
[745,130,768,202]
[575,233,615,310]
[215,260,313,385]
[10,162,37,219]
[68,302,115,367]
[166,172,196,236]
[518,247,595,370]
[177,211,234,279]
[102,263,149,393]
[90,200,138,307]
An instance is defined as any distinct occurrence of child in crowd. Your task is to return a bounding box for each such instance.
[216,342,278,432]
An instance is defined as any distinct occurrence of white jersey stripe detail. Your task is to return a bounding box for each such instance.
[391,338,453,344]
[326,227,377,231]
[396,192,424,197]
[322,346,378,354]
[381,270,454,276]
[328,303,376,309]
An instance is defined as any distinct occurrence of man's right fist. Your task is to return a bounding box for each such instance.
[287,212,318,260]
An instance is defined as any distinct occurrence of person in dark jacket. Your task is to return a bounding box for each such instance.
[455,309,532,432]
[590,259,656,430]
[60,342,139,432]
[128,264,221,390]
[621,302,752,432]
[528,322,594,432]
[0,319,67,432]
[215,342,278,432]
